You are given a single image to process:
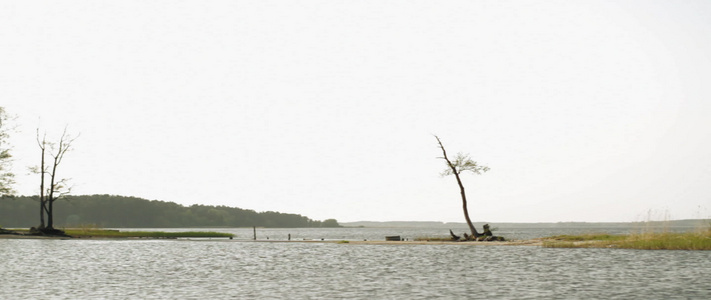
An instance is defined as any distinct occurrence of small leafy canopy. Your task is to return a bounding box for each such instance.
[434,135,489,177]
[441,152,490,176]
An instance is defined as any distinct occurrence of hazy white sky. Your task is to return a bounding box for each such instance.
[2,0,710,223]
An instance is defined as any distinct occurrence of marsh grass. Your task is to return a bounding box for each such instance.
[543,225,711,250]
[617,230,711,250]
[546,233,626,242]
[543,233,626,248]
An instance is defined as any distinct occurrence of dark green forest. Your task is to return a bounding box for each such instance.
[0,195,340,228]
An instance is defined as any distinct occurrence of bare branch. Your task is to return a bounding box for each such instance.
[36,128,47,150]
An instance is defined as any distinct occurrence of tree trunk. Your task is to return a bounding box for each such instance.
[38,141,46,229]
[47,198,54,229]
[453,171,480,238]
[39,199,46,229]
[47,159,59,229]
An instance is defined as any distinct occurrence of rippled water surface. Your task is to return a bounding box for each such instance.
[1,229,710,299]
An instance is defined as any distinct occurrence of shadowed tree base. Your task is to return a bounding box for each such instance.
[450,224,505,241]
[0,228,21,235]
[30,226,70,237]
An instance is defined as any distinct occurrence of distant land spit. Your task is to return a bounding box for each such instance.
[341,219,709,229]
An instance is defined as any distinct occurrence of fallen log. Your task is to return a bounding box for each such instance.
[450,224,505,241]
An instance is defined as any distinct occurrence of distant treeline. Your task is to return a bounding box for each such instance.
[342,220,710,229]
[0,195,340,228]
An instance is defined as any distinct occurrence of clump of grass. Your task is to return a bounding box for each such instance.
[547,233,626,242]
[65,229,234,238]
[543,229,711,250]
[337,240,349,244]
[542,233,624,248]
[617,231,711,250]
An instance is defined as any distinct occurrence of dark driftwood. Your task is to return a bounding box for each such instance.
[450,224,505,241]
[449,230,460,240]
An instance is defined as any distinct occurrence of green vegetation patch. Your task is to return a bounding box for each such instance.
[616,232,711,250]
[546,233,626,242]
[543,230,711,250]
[65,229,234,238]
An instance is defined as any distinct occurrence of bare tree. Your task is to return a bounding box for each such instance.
[435,135,489,239]
[33,127,77,234]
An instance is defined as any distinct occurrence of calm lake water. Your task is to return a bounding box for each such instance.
[2,227,710,299]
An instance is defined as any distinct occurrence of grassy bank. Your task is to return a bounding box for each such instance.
[543,229,711,250]
[1,227,234,238]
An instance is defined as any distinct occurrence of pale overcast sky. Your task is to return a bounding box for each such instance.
[2,1,710,223]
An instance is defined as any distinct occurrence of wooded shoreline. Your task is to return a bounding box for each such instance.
[0,195,341,228]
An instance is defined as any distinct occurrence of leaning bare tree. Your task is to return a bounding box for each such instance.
[32,128,77,235]
[435,135,501,241]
